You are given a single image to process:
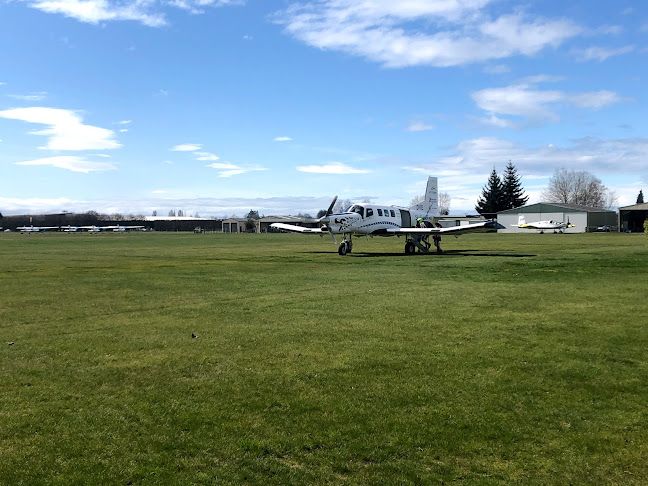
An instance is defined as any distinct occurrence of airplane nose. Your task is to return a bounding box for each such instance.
[319,216,330,224]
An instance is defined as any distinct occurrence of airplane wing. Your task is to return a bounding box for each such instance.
[383,221,504,235]
[270,223,327,234]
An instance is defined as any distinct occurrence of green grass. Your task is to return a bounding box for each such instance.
[1,232,646,485]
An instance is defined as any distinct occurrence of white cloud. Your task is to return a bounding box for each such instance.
[572,45,635,62]
[275,2,581,68]
[406,121,435,132]
[8,92,48,101]
[297,161,371,174]
[152,189,167,194]
[274,136,293,142]
[471,80,622,123]
[117,119,131,125]
[22,0,244,26]
[118,128,128,133]
[26,0,167,27]
[171,143,202,151]
[206,162,268,177]
[0,107,121,150]
[413,136,648,176]
[195,151,220,161]
[15,155,117,172]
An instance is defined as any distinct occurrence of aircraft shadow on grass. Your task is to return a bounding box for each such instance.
[305,250,536,258]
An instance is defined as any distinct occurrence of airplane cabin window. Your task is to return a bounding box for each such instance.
[390,210,395,217]
[377,209,383,216]
[366,208,374,217]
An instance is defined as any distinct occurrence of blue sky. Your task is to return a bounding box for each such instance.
[1,0,646,217]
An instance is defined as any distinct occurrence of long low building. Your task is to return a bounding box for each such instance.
[497,203,617,233]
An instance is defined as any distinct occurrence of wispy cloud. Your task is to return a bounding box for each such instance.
[297,161,371,174]
[171,143,202,151]
[206,162,268,177]
[15,155,117,173]
[275,2,581,68]
[406,121,434,132]
[195,151,220,161]
[274,136,293,142]
[8,92,48,101]
[471,78,623,124]
[407,136,648,176]
[117,119,131,125]
[0,107,121,150]
[21,0,243,27]
[572,45,635,62]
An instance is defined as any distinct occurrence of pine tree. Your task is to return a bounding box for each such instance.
[475,168,504,215]
[637,190,644,204]
[501,162,529,210]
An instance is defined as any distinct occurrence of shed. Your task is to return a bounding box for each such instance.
[496,203,617,233]
[618,203,648,233]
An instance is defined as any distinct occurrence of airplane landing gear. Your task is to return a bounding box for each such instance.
[405,241,416,254]
[338,236,352,255]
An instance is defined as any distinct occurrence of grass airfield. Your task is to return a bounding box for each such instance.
[1,231,647,485]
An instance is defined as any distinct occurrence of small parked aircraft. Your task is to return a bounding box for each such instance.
[511,215,575,233]
[271,176,504,255]
[17,225,60,233]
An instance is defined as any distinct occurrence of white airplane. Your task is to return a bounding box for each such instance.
[77,225,144,232]
[511,215,575,233]
[17,225,60,233]
[271,176,504,255]
[105,225,145,232]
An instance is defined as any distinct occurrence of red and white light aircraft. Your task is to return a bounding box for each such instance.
[271,177,503,255]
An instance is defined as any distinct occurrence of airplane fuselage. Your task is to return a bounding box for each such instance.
[322,203,431,236]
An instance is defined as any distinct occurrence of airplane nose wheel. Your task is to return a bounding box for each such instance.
[405,241,416,254]
[338,239,352,255]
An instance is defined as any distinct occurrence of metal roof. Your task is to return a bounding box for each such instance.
[497,202,616,214]
[619,203,648,211]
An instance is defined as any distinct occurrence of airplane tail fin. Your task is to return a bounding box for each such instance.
[410,176,438,217]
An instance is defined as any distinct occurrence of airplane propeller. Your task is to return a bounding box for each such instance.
[318,195,338,243]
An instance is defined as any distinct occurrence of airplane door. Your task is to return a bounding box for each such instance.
[400,210,411,228]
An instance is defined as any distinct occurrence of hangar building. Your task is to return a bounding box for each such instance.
[618,203,648,232]
[497,203,617,233]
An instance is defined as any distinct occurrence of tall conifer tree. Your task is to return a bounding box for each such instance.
[501,162,529,210]
[475,168,503,215]
[637,190,644,204]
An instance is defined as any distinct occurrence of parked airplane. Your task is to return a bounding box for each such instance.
[104,225,145,232]
[271,176,504,255]
[75,225,146,232]
[17,225,60,232]
[511,215,575,233]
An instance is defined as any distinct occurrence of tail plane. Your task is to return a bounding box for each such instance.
[409,176,438,217]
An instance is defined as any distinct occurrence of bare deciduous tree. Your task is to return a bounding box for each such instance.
[542,168,612,208]
[409,195,424,207]
[334,199,352,213]
[438,192,451,215]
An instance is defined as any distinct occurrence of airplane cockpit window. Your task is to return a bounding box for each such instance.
[366,208,374,218]
[349,205,364,218]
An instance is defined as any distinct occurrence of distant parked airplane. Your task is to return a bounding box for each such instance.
[17,225,59,233]
[271,176,503,255]
[511,215,575,234]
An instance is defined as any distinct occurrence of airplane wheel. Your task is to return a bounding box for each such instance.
[338,242,348,255]
[405,242,415,254]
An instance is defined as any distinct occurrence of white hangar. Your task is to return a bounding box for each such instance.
[496,203,617,233]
